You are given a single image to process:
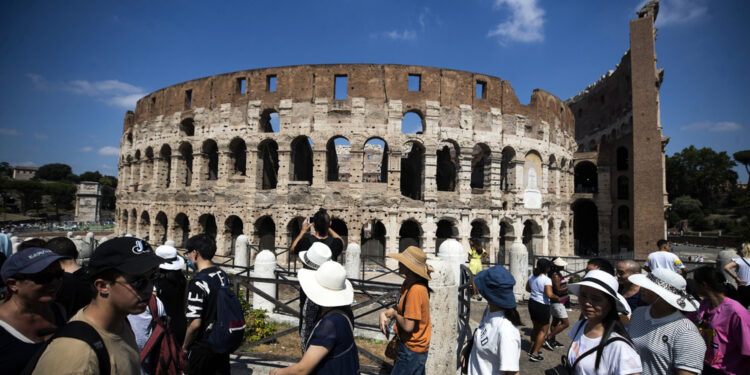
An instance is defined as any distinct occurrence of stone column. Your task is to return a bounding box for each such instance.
[422,214,436,255]
[234,235,250,268]
[349,149,364,183]
[424,257,458,375]
[423,151,437,202]
[345,243,361,279]
[458,154,472,203]
[312,149,326,188]
[170,154,182,190]
[510,219,527,298]
[490,215,500,263]
[490,156,502,202]
[192,151,204,190]
[513,161,524,193]
[219,150,232,187]
[252,250,277,312]
[244,149,256,192]
[277,149,290,195]
[459,214,470,250]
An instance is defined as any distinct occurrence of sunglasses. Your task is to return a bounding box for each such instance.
[17,268,64,285]
[118,274,161,291]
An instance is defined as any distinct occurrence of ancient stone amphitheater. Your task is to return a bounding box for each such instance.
[115,64,581,264]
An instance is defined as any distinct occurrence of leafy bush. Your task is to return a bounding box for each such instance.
[239,296,276,343]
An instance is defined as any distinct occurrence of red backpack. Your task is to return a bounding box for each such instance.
[140,296,184,375]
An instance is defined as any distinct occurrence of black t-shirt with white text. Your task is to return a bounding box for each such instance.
[185,266,229,344]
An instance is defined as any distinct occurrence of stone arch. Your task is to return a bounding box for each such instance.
[330,217,348,249]
[258,139,279,189]
[178,142,193,186]
[470,219,490,249]
[436,217,459,251]
[154,211,168,245]
[224,215,244,255]
[290,136,313,184]
[260,109,280,133]
[173,213,190,248]
[436,140,459,192]
[401,110,424,134]
[202,139,219,181]
[143,147,154,188]
[159,144,172,188]
[522,219,542,256]
[399,219,422,252]
[326,136,351,182]
[254,216,276,252]
[363,138,387,183]
[198,214,217,239]
[229,137,247,176]
[501,146,516,192]
[400,140,425,200]
[471,143,492,189]
[138,211,150,241]
[361,219,386,264]
[129,208,137,234]
[179,118,195,137]
[498,218,515,263]
[572,199,598,256]
[574,161,597,193]
[286,216,305,256]
[121,209,129,235]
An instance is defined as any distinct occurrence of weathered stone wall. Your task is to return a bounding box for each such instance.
[116,64,577,262]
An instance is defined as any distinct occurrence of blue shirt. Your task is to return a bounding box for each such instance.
[306,312,359,375]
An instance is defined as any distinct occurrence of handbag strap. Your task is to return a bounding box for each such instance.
[567,320,630,370]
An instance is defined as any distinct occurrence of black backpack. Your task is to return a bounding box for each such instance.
[22,321,110,375]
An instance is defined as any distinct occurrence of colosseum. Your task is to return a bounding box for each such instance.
[116,2,667,263]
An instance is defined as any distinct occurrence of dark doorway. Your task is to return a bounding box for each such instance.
[573,199,599,255]
[399,220,422,253]
[400,142,425,200]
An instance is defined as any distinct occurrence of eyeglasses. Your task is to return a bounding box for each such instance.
[118,274,161,291]
[17,269,64,284]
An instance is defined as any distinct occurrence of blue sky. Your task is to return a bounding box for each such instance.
[1,0,748,182]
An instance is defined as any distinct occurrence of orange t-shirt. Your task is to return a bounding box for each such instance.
[395,283,431,353]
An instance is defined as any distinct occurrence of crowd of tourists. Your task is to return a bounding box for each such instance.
[0,208,749,375]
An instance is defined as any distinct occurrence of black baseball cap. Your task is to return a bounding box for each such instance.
[89,237,164,276]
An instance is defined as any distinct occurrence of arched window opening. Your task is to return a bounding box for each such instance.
[399,220,422,253]
[154,212,168,246]
[180,118,195,137]
[618,205,630,230]
[617,235,632,253]
[202,140,219,181]
[138,211,150,241]
[326,137,351,182]
[501,147,516,192]
[290,136,313,184]
[224,216,243,255]
[617,176,629,200]
[229,138,247,176]
[258,140,279,190]
[260,110,280,133]
[173,213,190,248]
[498,221,513,264]
[572,199,599,256]
[121,210,129,235]
[401,111,424,135]
[523,220,542,256]
[130,209,137,234]
[160,145,172,188]
[198,214,217,239]
[126,132,133,146]
[361,220,386,265]
[364,138,387,183]
[254,216,276,252]
[435,219,458,252]
[471,144,492,189]
[400,141,425,200]
[179,142,193,187]
[470,220,490,254]
[574,161,597,193]
[436,141,458,192]
[617,147,628,171]
[330,218,348,249]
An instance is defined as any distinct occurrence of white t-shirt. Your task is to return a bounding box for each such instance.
[567,320,642,375]
[644,251,685,272]
[529,274,552,304]
[731,258,750,284]
[629,306,705,375]
[468,308,521,375]
[127,296,166,351]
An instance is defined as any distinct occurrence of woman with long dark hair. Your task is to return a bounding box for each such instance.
[566,270,641,375]
[379,246,433,375]
[685,266,750,375]
[525,258,559,362]
[154,245,188,343]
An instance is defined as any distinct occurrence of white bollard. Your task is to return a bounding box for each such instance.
[124,233,133,237]
[437,239,464,287]
[424,257,458,375]
[164,239,175,247]
[99,237,109,244]
[233,235,250,268]
[252,250,277,312]
[345,243,361,279]
[67,231,74,238]
[509,241,528,298]
[10,236,20,254]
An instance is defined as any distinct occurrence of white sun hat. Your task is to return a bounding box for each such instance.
[568,270,632,315]
[553,257,568,267]
[298,261,354,307]
[628,268,699,312]
[298,242,332,270]
[155,244,185,271]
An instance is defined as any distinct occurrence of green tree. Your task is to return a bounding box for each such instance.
[36,163,74,182]
[99,175,118,210]
[5,180,45,213]
[0,162,11,179]
[734,150,750,189]
[671,195,703,219]
[666,146,738,210]
[79,171,103,182]
[45,182,76,217]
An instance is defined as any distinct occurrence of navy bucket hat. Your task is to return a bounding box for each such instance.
[474,265,516,309]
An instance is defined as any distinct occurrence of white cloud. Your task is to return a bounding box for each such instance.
[27,74,146,109]
[680,121,743,132]
[0,128,21,136]
[418,7,440,31]
[637,0,708,27]
[385,29,417,40]
[79,147,93,152]
[33,132,48,140]
[99,164,114,170]
[488,0,545,45]
[98,146,120,156]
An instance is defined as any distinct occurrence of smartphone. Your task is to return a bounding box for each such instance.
[306,217,312,225]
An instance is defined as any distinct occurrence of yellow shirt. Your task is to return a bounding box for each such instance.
[32,308,140,375]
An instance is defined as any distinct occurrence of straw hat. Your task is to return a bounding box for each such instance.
[629,269,699,312]
[298,242,332,270]
[568,270,632,315]
[552,257,567,267]
[297,261,354,307]
[387,246,434,281]
[155,245,185,271]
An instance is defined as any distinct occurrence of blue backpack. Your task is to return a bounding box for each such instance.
[196,272,246,354]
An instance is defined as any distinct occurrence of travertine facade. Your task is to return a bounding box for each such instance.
[75,182,102,223]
